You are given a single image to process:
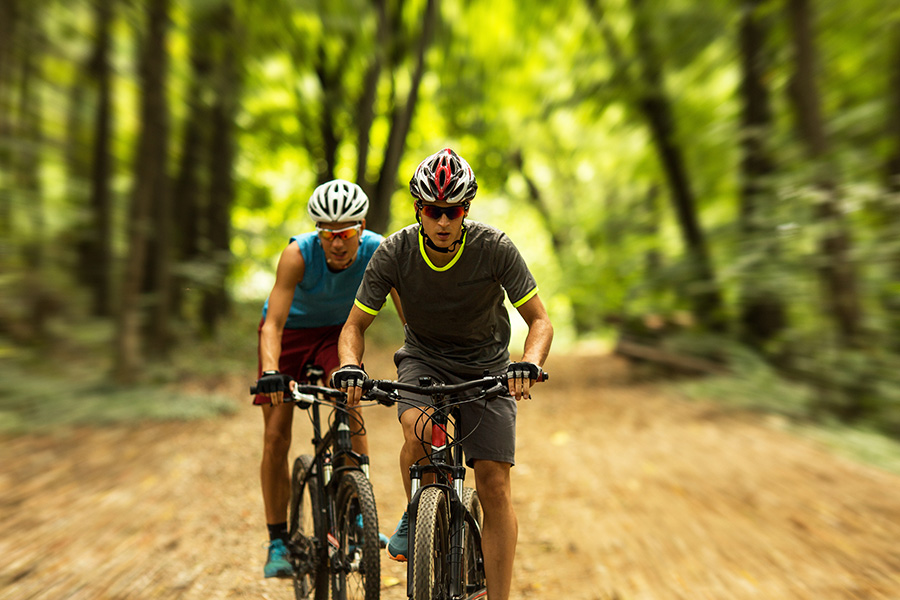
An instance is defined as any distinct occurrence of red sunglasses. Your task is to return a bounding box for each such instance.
[419,204,466,221]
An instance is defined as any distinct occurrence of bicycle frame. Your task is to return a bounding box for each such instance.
[365,374,510,600]
[405,378,471,599]
[291,381,370,578]
[254,365,394,600]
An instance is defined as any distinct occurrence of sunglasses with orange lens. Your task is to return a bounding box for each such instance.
[316,224,361,241]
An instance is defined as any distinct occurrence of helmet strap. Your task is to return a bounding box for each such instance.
[418,220,466,254]
[414,201,468,254]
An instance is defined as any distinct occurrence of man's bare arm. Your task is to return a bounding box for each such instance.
[259,243,304,405]
[337,305,377,405]
[516,294,553,367]
[510,294,554,399]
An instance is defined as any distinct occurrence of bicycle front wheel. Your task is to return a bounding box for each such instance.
[289,454,328,600]
[331,470,380,600]
[412,487,450,600]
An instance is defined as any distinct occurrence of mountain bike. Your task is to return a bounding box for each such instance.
[361,371,547,600]
[252,364,393,600]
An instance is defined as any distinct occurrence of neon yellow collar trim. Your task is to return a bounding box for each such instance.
[419,227,467,272]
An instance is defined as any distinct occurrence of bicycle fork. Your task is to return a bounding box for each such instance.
[407,416,469,598]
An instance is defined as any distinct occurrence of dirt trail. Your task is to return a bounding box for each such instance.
[2,353,899,600]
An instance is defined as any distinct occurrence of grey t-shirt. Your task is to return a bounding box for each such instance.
[355,221,538,374]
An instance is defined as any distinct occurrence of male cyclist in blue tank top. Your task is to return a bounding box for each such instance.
[253,179,403,578]
[332,150,553,600]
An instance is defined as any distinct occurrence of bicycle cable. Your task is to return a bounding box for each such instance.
[409,394,491,467]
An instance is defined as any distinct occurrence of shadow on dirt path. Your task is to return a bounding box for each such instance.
[2,352,899,599]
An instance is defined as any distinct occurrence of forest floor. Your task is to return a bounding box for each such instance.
[2,350,900,600]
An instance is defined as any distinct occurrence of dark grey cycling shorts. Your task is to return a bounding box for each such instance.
[394,352,516,467]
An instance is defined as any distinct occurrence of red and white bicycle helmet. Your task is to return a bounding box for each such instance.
[409,148,478,204]
[307,179,369,223]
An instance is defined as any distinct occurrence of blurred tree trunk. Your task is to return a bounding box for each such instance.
[881,21,900,347]
[82,0,114,317]
[736,0,786,349]
[355,0,388,188]
[68,56,92,287]
[16,3,48,341]
[0,0,19,239]
[510,149,564,256]
[368,0,438,234]
[114,0,171,382]
[143,0,174,358]
[315,40,351,184]
[887,23,900,197]
[786,0,863,349]
[171,5,214,321]
[642,185,662,277]
[201,1,240,336]
[628,0,726,332]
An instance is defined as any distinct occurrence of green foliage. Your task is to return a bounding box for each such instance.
[0,362,236,435]
[674,339,900,475]
[673,335,900,439]
[4,0,900,438]
[675,339,815,417]
[0,300,267,435]
[791,422,900,476]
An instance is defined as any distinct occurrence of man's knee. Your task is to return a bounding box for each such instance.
[473,461,512,506]
[263,425,292,458]
[400,408,431,444]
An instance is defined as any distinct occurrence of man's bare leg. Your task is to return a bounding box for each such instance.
[474,460,517,600]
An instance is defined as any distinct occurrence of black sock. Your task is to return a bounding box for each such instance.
[267,522,288,543]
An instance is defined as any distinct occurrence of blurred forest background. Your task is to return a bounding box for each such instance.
[2,0,900,440]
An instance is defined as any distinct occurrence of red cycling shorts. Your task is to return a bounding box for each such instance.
[254,319,343,405]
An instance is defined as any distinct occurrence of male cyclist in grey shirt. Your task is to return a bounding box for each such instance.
[332,148,553,600]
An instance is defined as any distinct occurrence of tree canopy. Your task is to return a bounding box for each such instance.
[2,0,900,434]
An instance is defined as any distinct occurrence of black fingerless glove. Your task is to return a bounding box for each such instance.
[256,371,291,394]
[331,364,368,389]
[507,361,540,380]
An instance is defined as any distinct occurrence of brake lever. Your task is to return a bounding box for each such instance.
[363,386,396,407]
[290,389,316,409]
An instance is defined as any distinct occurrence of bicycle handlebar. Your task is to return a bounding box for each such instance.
[361,370,549,403]
[250,382,396,407]
[249,383,344,399]
[251,369,548,406]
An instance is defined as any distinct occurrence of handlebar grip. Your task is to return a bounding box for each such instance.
[539,370,549,382]
[250,385,258,395]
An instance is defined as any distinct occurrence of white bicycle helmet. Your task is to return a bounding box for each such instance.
[307,179,369,223]
[409,148,477,204]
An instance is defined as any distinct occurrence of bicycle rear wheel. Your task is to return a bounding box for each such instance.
[460,487,486,597]
[289,455,328,600]
[331,470,380,600]
[411,487,450,600]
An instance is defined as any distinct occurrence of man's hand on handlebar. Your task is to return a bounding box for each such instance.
[506,361,542,401]
[255,371,296,407]
[331,364,368,407]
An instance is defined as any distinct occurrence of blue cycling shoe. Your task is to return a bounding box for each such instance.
[352,514,391,551]
[386,511,409,562]
[264,538,293,578]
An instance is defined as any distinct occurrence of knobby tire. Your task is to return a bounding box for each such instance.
[331,470,381,600]
[289,455,328,600]
[412,487,450,600]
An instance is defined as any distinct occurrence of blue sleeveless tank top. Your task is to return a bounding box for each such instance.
[262,229,383,329]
